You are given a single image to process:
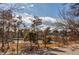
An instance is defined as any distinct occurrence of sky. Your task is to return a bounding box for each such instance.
[0,3,64,19]
[0,3,74,29]
[26,3,63,18]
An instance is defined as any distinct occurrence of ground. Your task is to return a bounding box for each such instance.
[0,40,79,55]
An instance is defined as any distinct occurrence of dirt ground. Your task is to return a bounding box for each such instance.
[0,40,79,55]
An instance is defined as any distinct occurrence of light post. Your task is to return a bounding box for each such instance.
[17,16,22,54]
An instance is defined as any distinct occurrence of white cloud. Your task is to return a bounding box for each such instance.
[23,13,30,16]
[40,17,57,23]
[20,6,25,9]
[27,4,34,8]
[21,15,57,24]
[22,16,33,23]
[21,15,57,27]
[29,4,34,7]
[11,11,60,29]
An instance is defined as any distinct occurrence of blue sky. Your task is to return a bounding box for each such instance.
[24,3,63,18]
[0,3,64,18]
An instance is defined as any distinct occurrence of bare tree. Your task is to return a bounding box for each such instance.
[59,3,79,45]
[43,27,50,48]
[0,9,12,52]
[30,16,42,48]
